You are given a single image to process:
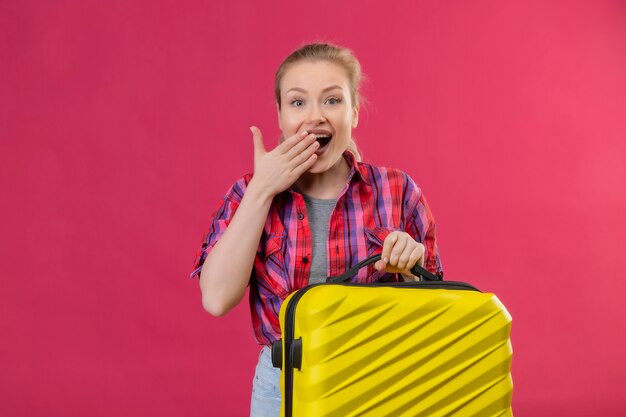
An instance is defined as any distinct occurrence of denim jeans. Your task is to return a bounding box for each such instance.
[250,345,282,417]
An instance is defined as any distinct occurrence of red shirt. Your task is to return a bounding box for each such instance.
[190,151,443,346]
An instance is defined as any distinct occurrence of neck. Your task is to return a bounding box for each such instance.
[294,155,351,199]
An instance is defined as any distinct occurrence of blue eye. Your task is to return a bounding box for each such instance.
[291,99,304,107]
[326,97,341,105]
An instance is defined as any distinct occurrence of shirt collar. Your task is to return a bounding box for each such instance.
[343,150,372,186]
[285,149,372,197]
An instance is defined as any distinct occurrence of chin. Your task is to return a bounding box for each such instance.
[310,150,342,173]
[306,162,327,174]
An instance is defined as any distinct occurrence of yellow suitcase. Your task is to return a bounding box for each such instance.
[272,255,513,417]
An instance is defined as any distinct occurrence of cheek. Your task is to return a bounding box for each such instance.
[332,111,353,130]
[336,118,353,139]
[280,110,302,128]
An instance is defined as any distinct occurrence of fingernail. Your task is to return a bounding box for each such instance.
[302,131,308,136]
[384,257,388,263]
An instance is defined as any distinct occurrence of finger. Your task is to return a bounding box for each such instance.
[380,232,398,265]
[396,242,416,271]
[407,243,425,271]
[276,130,310,154]
[401,273,417,282]
[290,152,318,177]
[388,234,408,267]
[250,126,265,158]
[286,133,319,162]
[375,259,387,272]
[289,144,319,171]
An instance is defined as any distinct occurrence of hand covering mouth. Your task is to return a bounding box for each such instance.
[308,129,333,147]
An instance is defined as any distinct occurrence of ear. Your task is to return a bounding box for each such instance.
[351,103,360,128]
[276,102,282,130]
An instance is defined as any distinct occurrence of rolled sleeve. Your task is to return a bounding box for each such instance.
[189,176,249,279]
[402,174,444,278]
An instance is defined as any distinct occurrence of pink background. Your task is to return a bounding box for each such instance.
[2,0,625,416]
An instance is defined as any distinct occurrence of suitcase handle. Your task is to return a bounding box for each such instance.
[326,254,442,283]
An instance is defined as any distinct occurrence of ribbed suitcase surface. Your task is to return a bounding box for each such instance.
[277,282,513,417]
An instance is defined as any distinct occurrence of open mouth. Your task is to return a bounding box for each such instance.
[315,135,332,147]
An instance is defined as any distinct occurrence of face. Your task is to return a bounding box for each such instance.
[277,60,359,174]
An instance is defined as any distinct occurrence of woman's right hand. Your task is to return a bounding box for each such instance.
[248,126,320,198]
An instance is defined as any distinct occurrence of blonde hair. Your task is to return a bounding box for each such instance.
[274,42,367,161]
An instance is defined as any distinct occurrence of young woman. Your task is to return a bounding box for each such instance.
[190,42,443,417]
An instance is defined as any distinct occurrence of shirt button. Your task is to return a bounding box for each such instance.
[298,213,304,220]
[302,256,309,263]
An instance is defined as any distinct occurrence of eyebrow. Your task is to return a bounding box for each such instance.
[285,85,343,94]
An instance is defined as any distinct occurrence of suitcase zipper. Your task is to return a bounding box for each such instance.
[282,280,480,416]
[351,280,481,291]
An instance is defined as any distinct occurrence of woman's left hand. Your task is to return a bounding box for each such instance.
[374,231,425,282]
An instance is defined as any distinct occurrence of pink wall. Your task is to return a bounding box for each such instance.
[2,0,625,415]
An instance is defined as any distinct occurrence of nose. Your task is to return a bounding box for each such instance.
[306,102,326,124]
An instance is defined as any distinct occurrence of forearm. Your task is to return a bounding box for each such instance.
[199,180,274,316]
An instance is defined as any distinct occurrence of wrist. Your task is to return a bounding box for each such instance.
[246,178,276,203]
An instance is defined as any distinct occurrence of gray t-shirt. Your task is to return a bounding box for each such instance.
[302,194,338,285]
